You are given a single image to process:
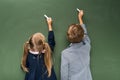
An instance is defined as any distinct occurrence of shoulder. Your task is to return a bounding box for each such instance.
[62,46,70,53]
[61,46,72,57]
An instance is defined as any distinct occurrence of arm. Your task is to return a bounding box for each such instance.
[61,52,69,80]
[46,17,55,51]
[47,17,53,31]
[78,10,90,43]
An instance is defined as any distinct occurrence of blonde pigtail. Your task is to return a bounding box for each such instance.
[21,41,29,72]
[44,42,52,77]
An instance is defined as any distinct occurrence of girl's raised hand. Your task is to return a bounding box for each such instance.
[44,15,53,31]
[47,17,52,26]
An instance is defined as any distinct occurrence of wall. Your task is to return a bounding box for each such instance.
[0,0,120,80]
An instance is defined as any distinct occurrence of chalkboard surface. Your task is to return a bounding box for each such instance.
[0,0,120,80]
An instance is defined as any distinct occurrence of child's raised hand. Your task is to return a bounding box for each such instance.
[78,10,84,19]
[77,10,84,25]
[46,17,53,31]
[44,15,53,31]
[47,17,52,26]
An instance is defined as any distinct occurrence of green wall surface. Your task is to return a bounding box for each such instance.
[0,0,120,80]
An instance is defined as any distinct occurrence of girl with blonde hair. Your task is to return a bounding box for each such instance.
[21,17,57,80]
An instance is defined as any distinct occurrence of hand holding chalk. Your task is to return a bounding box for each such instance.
[44,14,53,31]
[44,14,52,27]
[76,8,83,17]
[77,9,84,24]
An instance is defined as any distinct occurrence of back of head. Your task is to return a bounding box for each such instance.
[32,33,45,52]
[67,24,84,43]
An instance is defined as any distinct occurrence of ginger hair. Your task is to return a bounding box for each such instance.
[67,24,84,43]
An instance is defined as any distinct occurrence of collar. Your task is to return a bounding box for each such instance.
[29,50,39,54]
[69,41,85,47]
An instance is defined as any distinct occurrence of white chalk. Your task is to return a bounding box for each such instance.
[77,8,81,12]
[44,14,49,19]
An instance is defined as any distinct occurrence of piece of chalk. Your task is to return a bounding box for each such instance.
[44,14,49,19]
[77,8,80,12]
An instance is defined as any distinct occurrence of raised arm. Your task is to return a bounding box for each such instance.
[78,10,90,43]
[78,10,88,34]
[46,17,55,51]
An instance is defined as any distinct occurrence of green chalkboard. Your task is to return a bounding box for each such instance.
[0,0,120,80]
